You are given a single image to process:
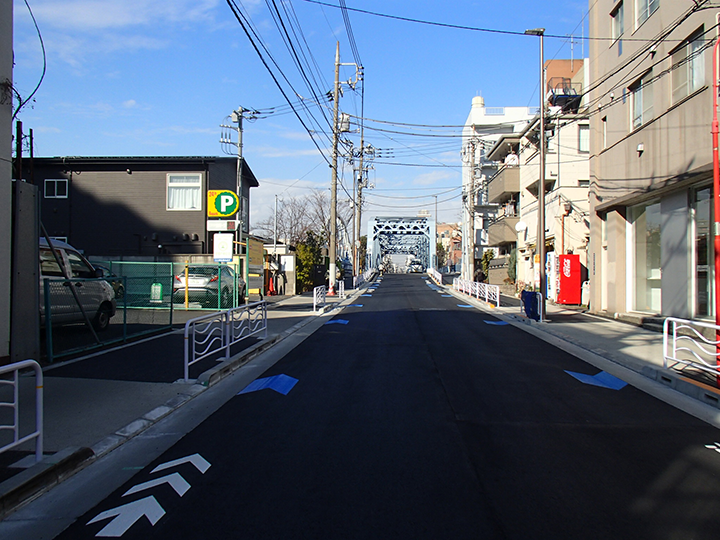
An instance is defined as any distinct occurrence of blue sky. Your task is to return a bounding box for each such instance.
[12,0,589,232]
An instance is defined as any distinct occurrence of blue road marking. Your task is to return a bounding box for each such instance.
[238,374,298,396]
[565,370,627,390]
[441,294,452,297]
[361,294,373,297]
[350,304,363,307]
[484,321,509,325]
[457,305,474,308]
[325,319,349,325]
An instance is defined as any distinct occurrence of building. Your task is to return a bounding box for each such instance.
[437,222,462,272]
[485,59,591,293]
[588,2,714,319]
[461,97,536,281]
[24,156,258,257]
[1,0,11,362]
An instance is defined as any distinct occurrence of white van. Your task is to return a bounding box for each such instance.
[39,238,117,331]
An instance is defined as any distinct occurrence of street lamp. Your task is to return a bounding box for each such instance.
[525,27,546,321]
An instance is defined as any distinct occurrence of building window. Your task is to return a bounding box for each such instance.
[672,30,705,103]
[611,1,623,55]
[44,179,68,199]
[578,124,590,153]
[167,174,201,211]
[630,71,653,130]
[630,201,662,313]
[693,186,712,318]
[601,116,608,149]
[637,0,658,27]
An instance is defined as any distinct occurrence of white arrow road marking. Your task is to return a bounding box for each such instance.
[151,453,211,475]
[123,472,190,498]
[88,496,165,537]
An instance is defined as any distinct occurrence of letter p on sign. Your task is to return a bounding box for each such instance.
[208,190,239,217]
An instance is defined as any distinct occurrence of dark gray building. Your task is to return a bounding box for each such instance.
[24,156,258,256]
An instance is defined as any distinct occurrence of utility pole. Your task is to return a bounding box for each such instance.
[355,68,365,278]
[464,139,477,281]
[221,106,258,301]
[329,42,341,295]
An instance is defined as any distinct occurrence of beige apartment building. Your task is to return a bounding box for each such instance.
[588,1,715,320]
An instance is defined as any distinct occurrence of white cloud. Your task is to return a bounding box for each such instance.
[122,100,137,109]
[413,170,454,186]
[29,0,220,31]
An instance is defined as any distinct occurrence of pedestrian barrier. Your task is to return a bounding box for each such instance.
[427,268,443,285]
[354,268,377,288]
[313,285,326,313]
[453,278,501,307]
[338,280,346,299]
[520,290,542,321]
[0,359,43,463]
[183,301,268,383]
[663,317,720,378]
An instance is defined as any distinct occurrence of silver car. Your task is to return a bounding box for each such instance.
[173,265,245,308]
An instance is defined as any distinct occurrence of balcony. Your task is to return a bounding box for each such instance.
[487,166,519,205]
[488,215,519,247]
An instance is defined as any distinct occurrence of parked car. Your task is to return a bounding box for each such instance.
[172,265,245,308]
[39,238,117,331]
[93,264,125,299]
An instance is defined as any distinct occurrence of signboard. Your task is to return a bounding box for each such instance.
[207,190,239,217]
[207,220,236,231]
[248,237,264,269]
[213,233,234,262]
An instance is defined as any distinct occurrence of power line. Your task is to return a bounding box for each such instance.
[298,0,683,42]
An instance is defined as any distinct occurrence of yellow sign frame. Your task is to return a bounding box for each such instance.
[207,190,239,217]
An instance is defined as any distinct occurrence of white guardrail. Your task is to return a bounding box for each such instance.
[663,317,720,377]
[0,359,43,463]
[453,278,501,307]
[354,268,377,289]
[427,268,443,285]
[313,285,326,313]
[184,301,268,383]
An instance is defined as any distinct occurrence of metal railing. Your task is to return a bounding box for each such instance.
[663,317,720,377]
[183,301,268,382]
[427,268,443,285]
[0,360,43,463]
[338,280,345,299]
[313,285,326,313]
[453,278,501,307]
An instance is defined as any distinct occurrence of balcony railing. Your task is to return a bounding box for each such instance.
[488,215,519,246]
[487,166,520,204]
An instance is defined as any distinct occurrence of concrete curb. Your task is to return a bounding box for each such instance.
[0,287,369,520]
[0,446,94,521]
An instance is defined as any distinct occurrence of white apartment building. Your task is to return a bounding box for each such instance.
[588,1,715,320]
[461,97,535,280]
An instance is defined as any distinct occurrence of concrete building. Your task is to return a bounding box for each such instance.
[485,60,590,292]
[437,222,462,272]
[1,0,12,362]
[461,98,535,281]
[588,1,714,320]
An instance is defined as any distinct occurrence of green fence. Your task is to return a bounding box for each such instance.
[43,261,247,362]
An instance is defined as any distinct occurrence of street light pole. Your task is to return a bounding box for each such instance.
[526,27,546,321]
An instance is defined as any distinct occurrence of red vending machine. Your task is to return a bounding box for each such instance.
[556,254,582,305]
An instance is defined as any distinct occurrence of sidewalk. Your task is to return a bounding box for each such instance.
[0,289,353,517]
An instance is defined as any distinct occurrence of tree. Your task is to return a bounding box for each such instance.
[295,231,324,292]
[508,248,517,283]
[480,250,494,283]
[436,242,447,268]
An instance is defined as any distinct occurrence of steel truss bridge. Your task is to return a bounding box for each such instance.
[367,217,436,271]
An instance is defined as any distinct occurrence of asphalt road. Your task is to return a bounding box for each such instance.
[28,275,720,538]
